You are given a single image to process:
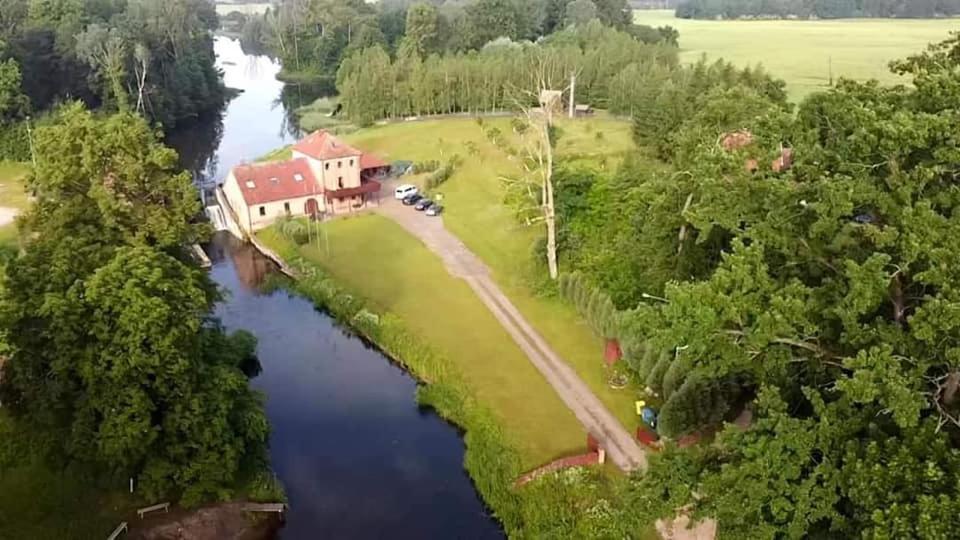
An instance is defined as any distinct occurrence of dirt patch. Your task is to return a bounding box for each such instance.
[127,503,282,540]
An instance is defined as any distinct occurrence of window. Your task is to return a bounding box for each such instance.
[294,173,304,182]
[338,161,342,168]
[349,159,354,166]
[325,163,330,170]
[270,176,279,185]
[338,177,343,189]
[245,180,256,189]
[259,206,266,217]
[284,202,291,213]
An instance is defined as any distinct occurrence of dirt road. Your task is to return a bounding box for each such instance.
[378,198,647,472]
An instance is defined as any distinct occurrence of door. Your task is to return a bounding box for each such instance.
[304,198,319,218]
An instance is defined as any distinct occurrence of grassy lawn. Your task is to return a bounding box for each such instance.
[634,10,958,100]
[345,117,642,433]
[259,216,586,466]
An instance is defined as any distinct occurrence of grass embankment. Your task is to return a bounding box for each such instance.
[257,226,649,537]
[260,217,584,466]
[345,117,641,432]
[634,10,958,100]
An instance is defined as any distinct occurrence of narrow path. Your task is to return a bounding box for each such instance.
[377,200,647,472]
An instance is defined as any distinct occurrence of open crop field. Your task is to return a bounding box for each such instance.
[634,10,959,100]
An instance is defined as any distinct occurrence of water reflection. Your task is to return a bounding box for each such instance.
[184,38,504,539]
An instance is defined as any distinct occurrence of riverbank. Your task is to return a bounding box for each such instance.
[257,225,655,538]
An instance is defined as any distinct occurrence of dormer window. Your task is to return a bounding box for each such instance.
[245,180,256,189]
[270,176,279,185]
[294,173,304,182]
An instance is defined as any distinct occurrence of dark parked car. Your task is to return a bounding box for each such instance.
[414,199,434,211]
[425,204,443,216]
[402,193,423,206]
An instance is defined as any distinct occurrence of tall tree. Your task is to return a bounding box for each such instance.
[0,104,267,503]
[75,23,128,111]
[399,2,439,57]
[565,0,599,25]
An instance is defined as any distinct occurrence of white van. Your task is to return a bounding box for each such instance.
[394,184,418,200]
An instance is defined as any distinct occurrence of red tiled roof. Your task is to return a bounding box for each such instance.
[230,158,320,206]
[324,180,381,200]
[359,153,388,170]
[292,130,362,160]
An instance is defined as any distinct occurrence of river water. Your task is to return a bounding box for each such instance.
[177,37,503,539]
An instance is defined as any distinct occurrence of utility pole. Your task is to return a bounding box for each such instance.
[568,72,576,119]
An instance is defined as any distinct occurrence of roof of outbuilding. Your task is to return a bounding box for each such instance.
[292,130,363,160]
[230,158,320,206]
[359,153,389,170]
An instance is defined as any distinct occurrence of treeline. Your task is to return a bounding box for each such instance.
[336,20,783,128]
[336,22,677,124]
[677,0,960,19]
[0,0,225,159]
[238,0,676,80]
[555,33,960,536]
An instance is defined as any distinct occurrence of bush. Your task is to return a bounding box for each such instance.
[0,122,31,162]
[411,160,440,174]
[425,155,461,190]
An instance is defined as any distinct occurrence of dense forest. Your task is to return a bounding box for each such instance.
[676,0,960,19]
[554,34,960,536]
[0,0,226,161]
[238,0,678,80]
[335,19,779,127]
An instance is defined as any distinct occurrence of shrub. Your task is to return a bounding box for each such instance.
[425,155,461,190]
[0,121,31,162]
[411,160,440,174]
[511,117,529,134]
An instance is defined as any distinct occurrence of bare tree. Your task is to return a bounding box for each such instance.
[501,52,579,280]
[133,43,150,115]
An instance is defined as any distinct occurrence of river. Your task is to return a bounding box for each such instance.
[177,37,504,539]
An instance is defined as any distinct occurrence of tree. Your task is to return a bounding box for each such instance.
[466,0,519,48]
[564,0,599,26]
[592,0,632,28]
[0,105,265,503]
[400,2,439,58]
[0,41,28,123]
[75,23,129,111]
[612,34,960,535]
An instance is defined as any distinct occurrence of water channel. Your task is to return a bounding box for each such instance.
[176,37,504,539]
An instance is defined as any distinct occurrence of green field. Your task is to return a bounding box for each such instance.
[634,10,959,100]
